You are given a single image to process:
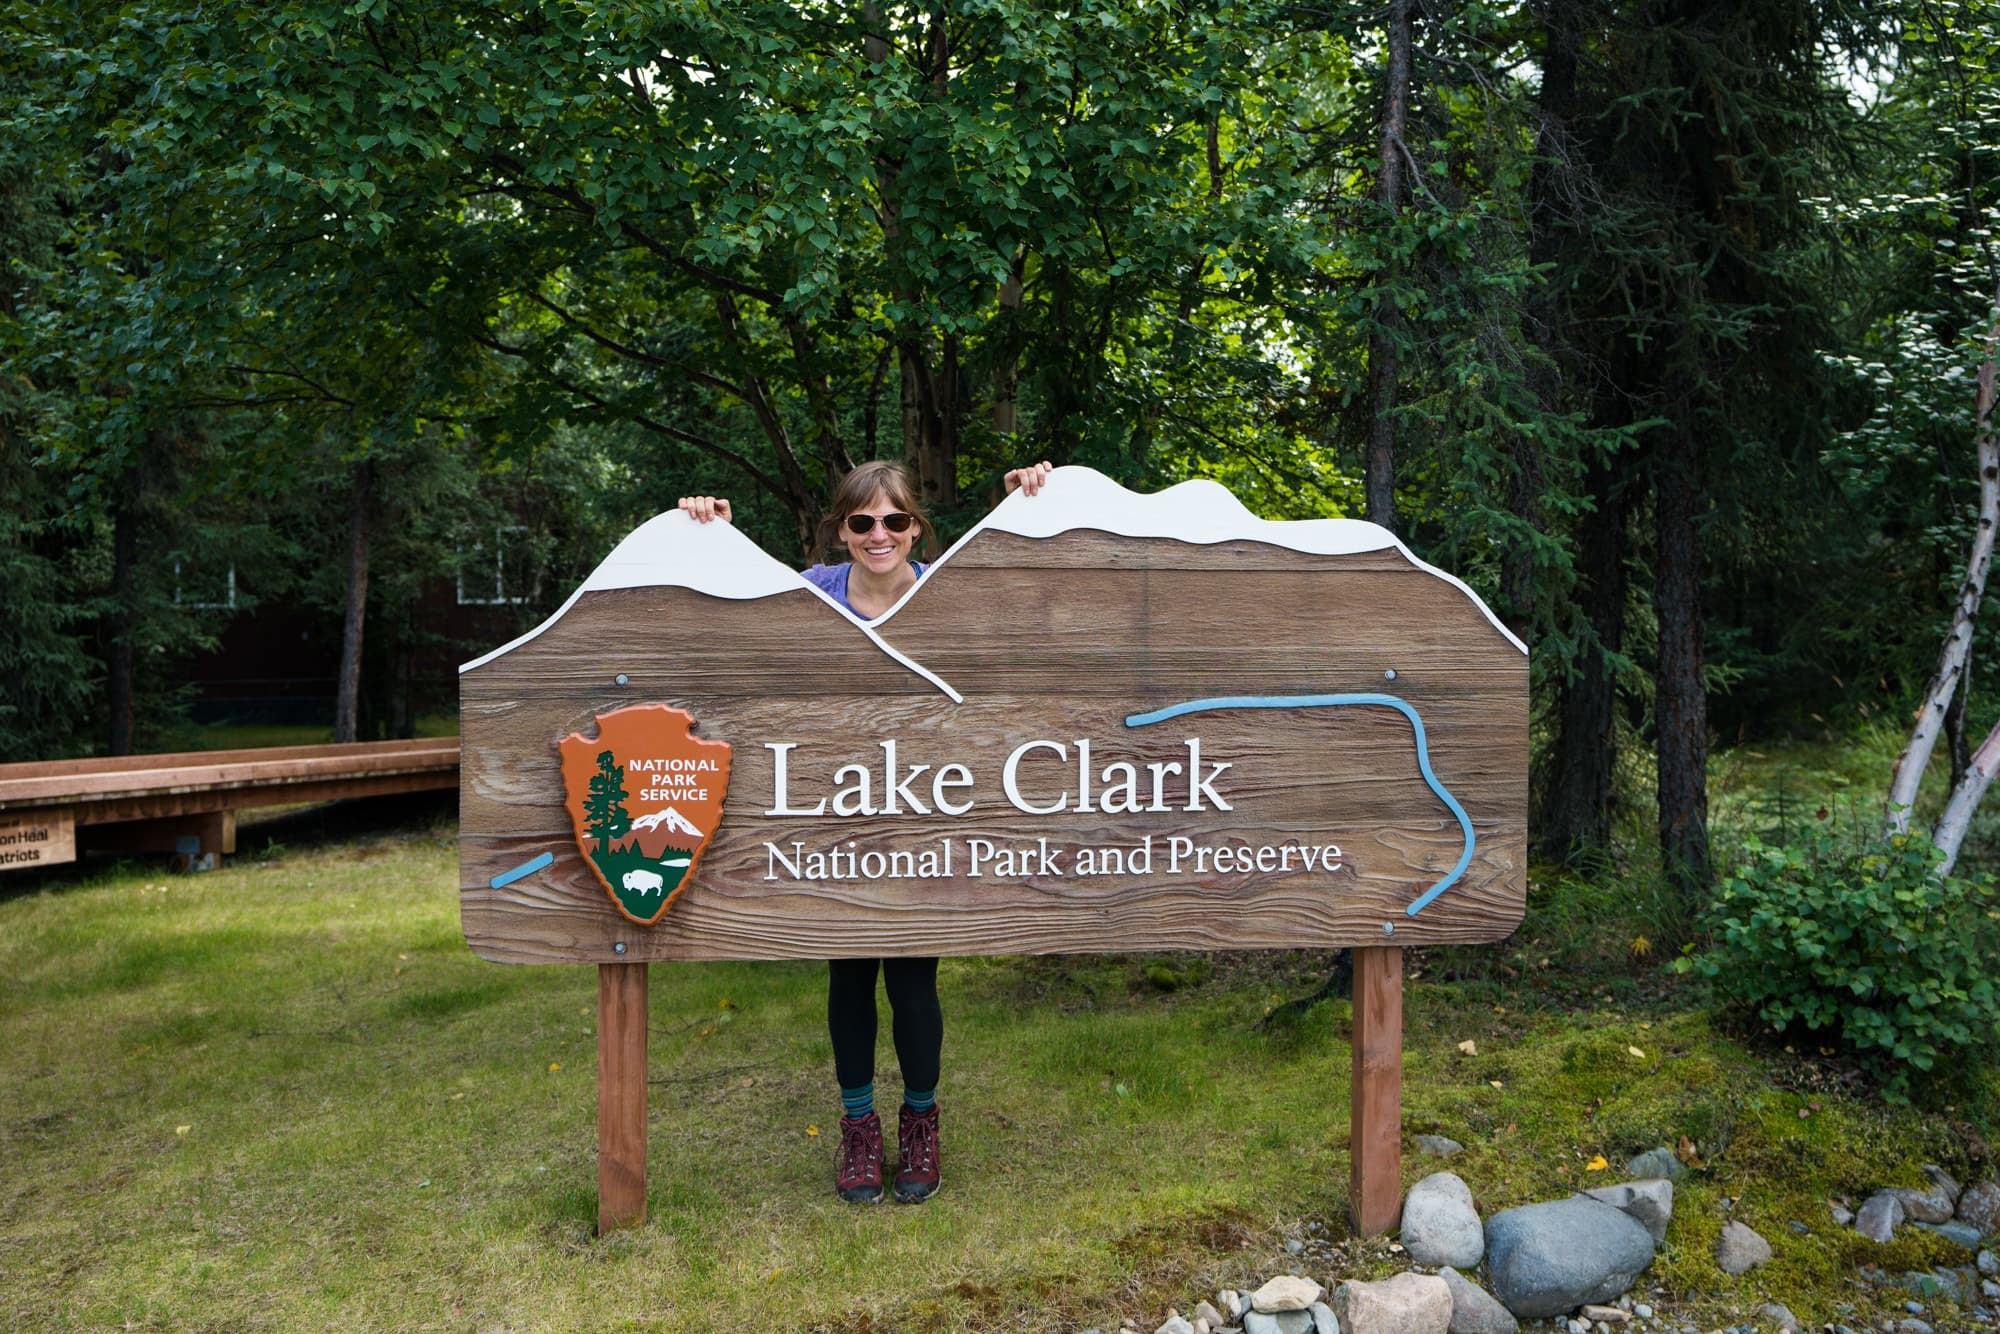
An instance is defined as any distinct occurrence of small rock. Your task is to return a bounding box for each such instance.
[1580,1307,1628,1324]
[1896,1321,1931,1334]
[1831,1205,1855,1226]
[1198,1303,1228,1329]
[1221,1293,1247,1321]
[1890,1182,1957,1225]
[1245,1316,1281,1334]
[1857,1192,1906,1243]
[1715,1221,1773,1275]
[1983,1279,2000,1299]
[1437,1267,1515,1334]
[1960,1180,2000,1236]
[1904,1301,1925,1315]
[1633,1305,1653,1319]
[1581,1179,1675,1244]
[1253,1279,1324,1314]
[1308,1301,1339,1334]
[1980,1249,1998,1276]
[1913,1220,1983,1249]
[1758,1304,1799,1333]
[1416,1134,1466,1158]
[1403,1172,1486,1269]
[1273,1315,1313,1334]
[1925,1165,1962,1205]
[1334,1273,1452,1334]
[1566,1321,1588,1334]
[1195,1322,1210,1334]
[1158,1319,1195,1334]
[1625,1148,1689,1183]
[1287,1239,1305,1255]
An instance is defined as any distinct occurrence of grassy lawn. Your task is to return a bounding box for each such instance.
[2,775,1994,1332]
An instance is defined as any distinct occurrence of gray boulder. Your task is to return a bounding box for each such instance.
[1716,1221,1773,1275]
[1438,1268,1516,1334]
[1482,1196,1656,1319]
[1333,1274,1451,1334]
[1403,1172,1485,1269]
[1416,1134,1466,1159]
[1857,1191,1906,1243]
[1581,1178,1674,1244]
[1891,1183,1957,1225]
[1959,1180,2000,1237]
[1625,1147,1689,1183]
[1309,1301,1340,1334]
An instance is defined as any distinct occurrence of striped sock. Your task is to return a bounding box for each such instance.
[840,1083,875,1119]
[902,1087,936,1114]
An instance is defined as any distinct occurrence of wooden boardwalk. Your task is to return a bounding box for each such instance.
[0,738,460,869]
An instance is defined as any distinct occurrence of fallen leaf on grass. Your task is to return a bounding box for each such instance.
[175,1125,191,1136]
[1488,1080,1504,1089]
[548,1062,561,1072]
[1585,1154,1608,1171]
[740,1076,755,1088]
[1677,1135,1702,1166]
[1627,1046,1646,1059]
[806,1125,820,1137]
[1457,1039,1477,1056]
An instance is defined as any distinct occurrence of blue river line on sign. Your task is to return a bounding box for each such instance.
[1122,693,1475,917]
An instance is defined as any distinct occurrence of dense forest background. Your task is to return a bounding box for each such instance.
[4,0,1999,900]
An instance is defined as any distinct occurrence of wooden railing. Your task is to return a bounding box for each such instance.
[0,738,460,870]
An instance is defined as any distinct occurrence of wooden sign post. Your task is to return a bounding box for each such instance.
[460,468,1525,1236]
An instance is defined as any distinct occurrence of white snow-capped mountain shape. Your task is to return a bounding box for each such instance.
[458,465,1525,685]
[631,807,704,839]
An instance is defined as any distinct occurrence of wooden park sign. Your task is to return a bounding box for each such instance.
[459,467,1526,1233]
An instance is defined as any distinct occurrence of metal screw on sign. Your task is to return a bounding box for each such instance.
[613,942,627,954]
[615,673,629,686]
[1382,922,1395,936]
[1384,669,1398,681]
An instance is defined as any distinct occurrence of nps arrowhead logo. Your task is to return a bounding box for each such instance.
[557,705,732,925]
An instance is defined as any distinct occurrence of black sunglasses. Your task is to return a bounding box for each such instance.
[844,512,916,535]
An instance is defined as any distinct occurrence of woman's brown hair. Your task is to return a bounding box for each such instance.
[815,460,934,560]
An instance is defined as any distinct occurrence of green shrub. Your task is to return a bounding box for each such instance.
[1677,827,2000,1102]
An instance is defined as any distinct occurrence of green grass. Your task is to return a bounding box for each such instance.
[2,764,1995,1331]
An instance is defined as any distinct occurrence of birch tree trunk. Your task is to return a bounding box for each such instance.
[1928,332,2000,870]
[1887,315,2000,835]
[1934,719,2000,874]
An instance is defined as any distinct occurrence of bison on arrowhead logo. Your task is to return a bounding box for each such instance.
[557,704,732,925]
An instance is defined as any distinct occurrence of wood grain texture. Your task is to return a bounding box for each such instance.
[1350,946,1405,1236]
[462,532,1526,963]
[597,962,648,1233]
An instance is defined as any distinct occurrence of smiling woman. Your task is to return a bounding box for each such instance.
[676,457,1051,1207]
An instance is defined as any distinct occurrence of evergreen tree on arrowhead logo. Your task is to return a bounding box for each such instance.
[558,705,732,925]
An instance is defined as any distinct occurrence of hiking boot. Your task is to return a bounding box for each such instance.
[834,1111,884,1203]
[893,1103,940,1203]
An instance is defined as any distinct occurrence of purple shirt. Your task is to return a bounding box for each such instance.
[802,561,927,617]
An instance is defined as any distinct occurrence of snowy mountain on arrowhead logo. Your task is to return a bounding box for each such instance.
[630,807,704,839]
[556,704,731,927]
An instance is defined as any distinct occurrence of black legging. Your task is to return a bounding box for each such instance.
[827,957,942,1094]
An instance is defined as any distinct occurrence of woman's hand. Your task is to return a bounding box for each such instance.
[1003,462,1054,496]
[677,495,732,524]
